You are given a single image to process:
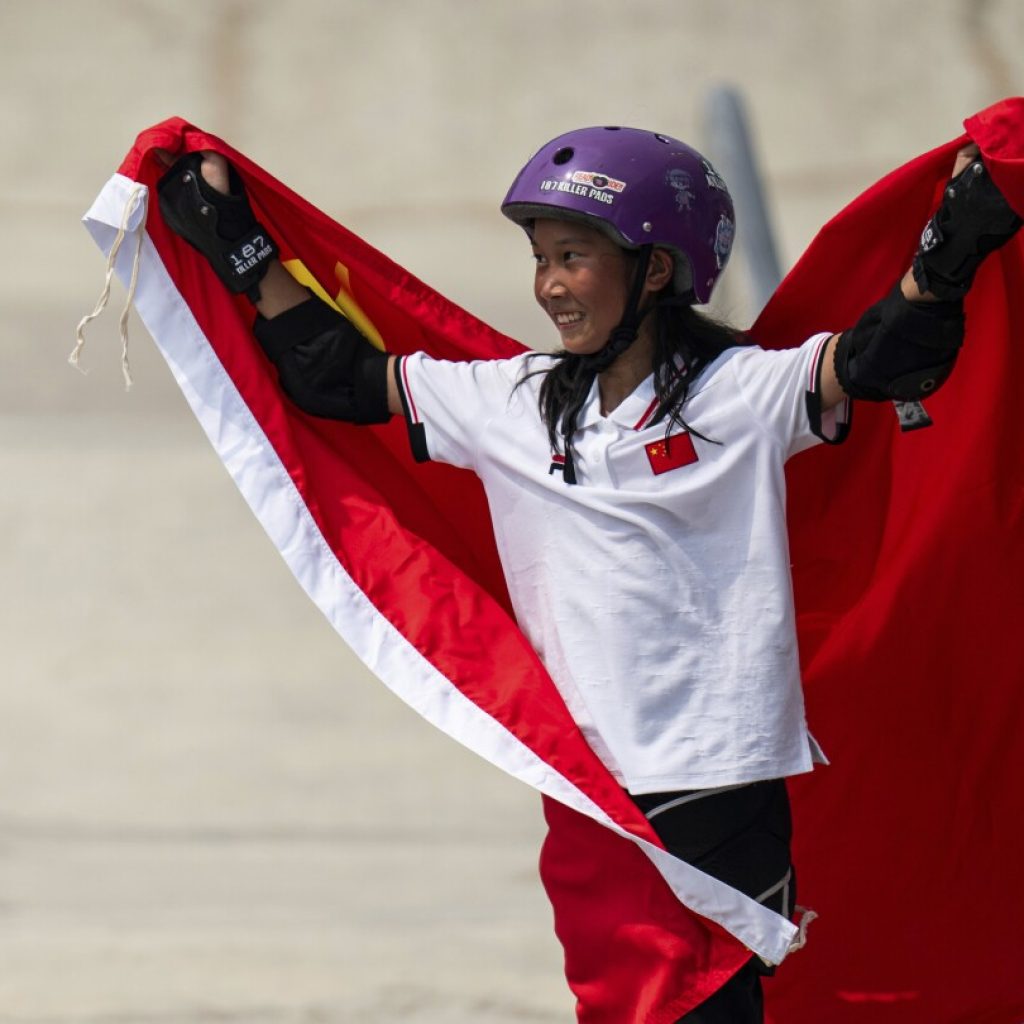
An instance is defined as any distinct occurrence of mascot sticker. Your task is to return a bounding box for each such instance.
[665,169,695,212]
[714,213,734,269]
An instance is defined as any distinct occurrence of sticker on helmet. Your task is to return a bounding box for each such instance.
[539,171,624,207]
[570,170,627,193]
[664,169,695,212]
[702,158,728,192]
[714,213,735,269]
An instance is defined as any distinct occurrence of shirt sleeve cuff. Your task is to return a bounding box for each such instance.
[394,356,431,462]
[805,334,851,445]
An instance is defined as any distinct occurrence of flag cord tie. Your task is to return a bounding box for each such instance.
[788,904,818,953]
[70,183,148,390]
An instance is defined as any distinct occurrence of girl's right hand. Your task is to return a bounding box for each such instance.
[154,148,232,195]
[197,151,231,195]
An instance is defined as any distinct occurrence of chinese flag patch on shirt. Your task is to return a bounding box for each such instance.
[645,433,698,475]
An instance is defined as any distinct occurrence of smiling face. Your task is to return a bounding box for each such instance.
[530,218,636,357]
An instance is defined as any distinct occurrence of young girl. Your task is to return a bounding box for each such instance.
[156,126,1019,1023]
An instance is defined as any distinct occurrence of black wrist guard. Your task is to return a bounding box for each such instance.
[253,297,391,425]
[835,285,965,402]
[157,152,278,303]
[912,159,1022,300]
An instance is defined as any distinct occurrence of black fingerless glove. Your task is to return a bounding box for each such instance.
[912,159,1022,301]
[157,152,278,302]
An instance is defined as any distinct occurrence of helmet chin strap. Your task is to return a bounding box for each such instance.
[578,245,655,375]
[561,245,654,484]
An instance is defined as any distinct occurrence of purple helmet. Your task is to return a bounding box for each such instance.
[501,126,735,303]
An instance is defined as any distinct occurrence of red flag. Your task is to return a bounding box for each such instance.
[84,119,766,1023]
[751,98,1024,1024]
[81,99,1024,1023]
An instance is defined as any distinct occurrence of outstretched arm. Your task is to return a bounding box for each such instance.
[156,149,403,419]
[817,143,1021,411]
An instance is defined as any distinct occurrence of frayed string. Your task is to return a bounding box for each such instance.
[788,904,819,953]
[71,183,148,390]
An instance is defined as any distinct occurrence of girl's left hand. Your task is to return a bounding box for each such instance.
[950,142,981,179]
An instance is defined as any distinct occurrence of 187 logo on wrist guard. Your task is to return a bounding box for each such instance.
[919,219,942,253]
[227,230,276,281]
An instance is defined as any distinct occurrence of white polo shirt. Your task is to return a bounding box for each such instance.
[397,334,845,793]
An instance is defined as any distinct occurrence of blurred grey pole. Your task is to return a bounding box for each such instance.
[701,86,782,317]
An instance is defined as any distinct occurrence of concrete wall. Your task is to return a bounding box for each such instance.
[1,2,1020,1020]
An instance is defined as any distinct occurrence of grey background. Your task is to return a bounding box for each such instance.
[1,2,1020,1021]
